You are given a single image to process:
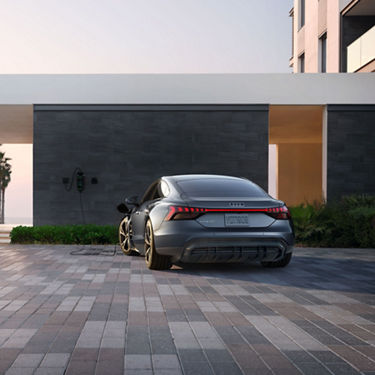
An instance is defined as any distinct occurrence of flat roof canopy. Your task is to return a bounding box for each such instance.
[1,73,374,105]
[0,74,374,143]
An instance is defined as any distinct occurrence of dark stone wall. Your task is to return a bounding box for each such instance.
[33,105,269,225]
[327,105,375,200]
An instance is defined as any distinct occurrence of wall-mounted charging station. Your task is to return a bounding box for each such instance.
[62,168,99,192]
[62,168,99,224]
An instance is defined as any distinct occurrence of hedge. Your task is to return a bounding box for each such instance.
[10,225,117,245]
[9,195,375,247]
[290,195,375,248]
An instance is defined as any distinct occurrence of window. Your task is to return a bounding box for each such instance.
[176,178,268,198]
[319,33,327,73]
[299,53,305,73]
[160,180,170,197]
[299,0,305,29]
[141,181,160,203]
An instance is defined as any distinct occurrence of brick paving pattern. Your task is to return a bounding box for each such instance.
[0,245,374,374]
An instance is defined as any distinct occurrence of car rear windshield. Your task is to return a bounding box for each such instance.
[176,179,268,198]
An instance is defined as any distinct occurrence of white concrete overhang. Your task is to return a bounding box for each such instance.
[0,73,374,143]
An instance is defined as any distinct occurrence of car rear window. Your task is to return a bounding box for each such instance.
[176,179,267,198]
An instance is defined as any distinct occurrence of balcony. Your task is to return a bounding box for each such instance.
[347,25,375,72]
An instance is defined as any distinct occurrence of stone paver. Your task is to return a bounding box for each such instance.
[0,244,374,374]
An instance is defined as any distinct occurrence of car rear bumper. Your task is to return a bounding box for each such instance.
[180,238,292,263]
[154,221,294,263]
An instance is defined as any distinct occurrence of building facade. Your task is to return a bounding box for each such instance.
[0,74,374,225]
[290,0,375,73]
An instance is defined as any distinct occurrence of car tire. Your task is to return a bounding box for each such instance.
[261,252,292,268]
[119,216,138,256]
[144,219,171,270]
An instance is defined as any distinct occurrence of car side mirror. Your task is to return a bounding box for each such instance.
[117,203,129,214]
[125,195,139,206]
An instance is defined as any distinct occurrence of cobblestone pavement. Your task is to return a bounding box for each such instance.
[0,245,374,375]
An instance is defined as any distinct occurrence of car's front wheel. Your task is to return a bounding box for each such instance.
[261,252,292,268]
[144,219,171,270]
[119,216,137,256]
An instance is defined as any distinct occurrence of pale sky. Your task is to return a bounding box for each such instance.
[1,0,293,73]
[1,0,293,223]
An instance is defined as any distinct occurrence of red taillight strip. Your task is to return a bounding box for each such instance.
[205,208,269,212]
[165,205,290,221]
[165,205,176,221]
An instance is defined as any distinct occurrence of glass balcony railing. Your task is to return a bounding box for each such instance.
[347,25,375,72]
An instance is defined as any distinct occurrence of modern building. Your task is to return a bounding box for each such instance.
[0,74,374,225]
[290,0,375,72]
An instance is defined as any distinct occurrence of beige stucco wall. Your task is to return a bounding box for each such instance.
[326,0,341,72]
[278,143,323,206]
[297,23,305,57]
[269,105,323,206]
[293,0,320,72]
[306,0,320,72]
[318,0,328,36]
[292,0,346,72]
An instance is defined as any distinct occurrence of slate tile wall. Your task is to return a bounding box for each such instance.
[33,106,269,225]
[327,105,375,200]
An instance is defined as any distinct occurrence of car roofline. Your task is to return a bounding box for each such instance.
[164,174,248,183]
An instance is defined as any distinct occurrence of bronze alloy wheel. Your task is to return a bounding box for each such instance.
[144,219,171,270]
[119,216,137,256]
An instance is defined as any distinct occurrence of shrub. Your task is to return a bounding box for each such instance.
[10,195,375,248]
[290,195,375,248]
[348,206,375,248]
[10,226,34,244]
[10,225,118,245]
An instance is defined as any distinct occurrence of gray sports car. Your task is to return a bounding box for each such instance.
[117,175,294,270]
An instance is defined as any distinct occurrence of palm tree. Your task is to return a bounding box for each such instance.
[0,145,12,224]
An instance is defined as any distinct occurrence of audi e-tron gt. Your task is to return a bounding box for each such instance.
[117,175,294,270]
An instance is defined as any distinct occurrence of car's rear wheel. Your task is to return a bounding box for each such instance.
[261,252,292,268]
[119,217,137,256]
[144,219,171,270]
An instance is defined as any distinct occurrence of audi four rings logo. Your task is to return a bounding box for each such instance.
[229,202,245,207]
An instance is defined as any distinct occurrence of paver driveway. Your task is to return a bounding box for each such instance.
[0,245,374,375]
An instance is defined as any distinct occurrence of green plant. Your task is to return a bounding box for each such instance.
[347,206,375,248]
[10,225,118,245]
[289,195,375,248]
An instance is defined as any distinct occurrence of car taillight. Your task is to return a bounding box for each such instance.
[165,206,207,221]
[265,205,290,220]
[165,205,291,221]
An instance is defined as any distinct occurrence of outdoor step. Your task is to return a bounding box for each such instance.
[0,228,12,244]
[0,225,24,244]
[0,226,15,238]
